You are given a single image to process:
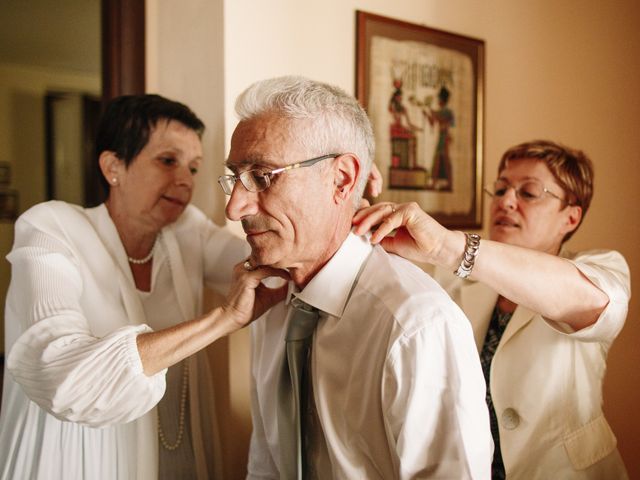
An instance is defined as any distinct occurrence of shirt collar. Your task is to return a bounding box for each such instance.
[290,232,373,317]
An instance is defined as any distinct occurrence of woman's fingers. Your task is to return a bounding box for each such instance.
[246,266,289,318]
[352,202,386,225]
[234,261,288,284]
[366,163,383,198]
[353,202,394,230]
[225,262,290,325]
[353,202,405,241]
[354,202,445,265]
[254,281,289,317]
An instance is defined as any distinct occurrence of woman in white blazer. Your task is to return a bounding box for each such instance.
[0,95,288,480]
[354,140,630,479]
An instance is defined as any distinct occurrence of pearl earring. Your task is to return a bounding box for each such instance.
[112,178,118,185]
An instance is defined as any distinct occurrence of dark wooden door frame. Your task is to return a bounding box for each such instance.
[102,0,145,100]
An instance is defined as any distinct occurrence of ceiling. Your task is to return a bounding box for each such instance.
[0,0,101,74]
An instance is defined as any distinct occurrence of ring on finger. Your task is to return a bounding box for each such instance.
[389,204,396,214]
[243,260,254,271]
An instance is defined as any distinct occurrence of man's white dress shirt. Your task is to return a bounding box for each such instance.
[247,233,492,479]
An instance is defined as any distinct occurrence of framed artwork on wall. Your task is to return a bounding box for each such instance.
[356,11,485,228]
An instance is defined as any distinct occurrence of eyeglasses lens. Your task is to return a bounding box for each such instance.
[492,180,544,201]
[218,176,235,195]
[518,181,544,200]
[240,170,270,193]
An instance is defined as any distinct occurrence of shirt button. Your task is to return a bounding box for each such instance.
[501,408,520,430]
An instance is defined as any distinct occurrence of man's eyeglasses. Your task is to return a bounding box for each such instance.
[484,179,567,204]
[218,153,341,195]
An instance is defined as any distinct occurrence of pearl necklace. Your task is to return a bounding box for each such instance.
[127,236,159,265]
[158,360,189,451]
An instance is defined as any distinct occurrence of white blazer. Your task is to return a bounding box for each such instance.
[435,249,630,479]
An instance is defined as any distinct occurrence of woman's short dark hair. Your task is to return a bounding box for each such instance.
[95,94,205,193]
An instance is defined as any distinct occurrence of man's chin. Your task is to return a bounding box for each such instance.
[248,250,281,269]
[246,236,288,267]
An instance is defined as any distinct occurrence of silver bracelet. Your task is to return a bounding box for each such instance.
[454,233,481,278]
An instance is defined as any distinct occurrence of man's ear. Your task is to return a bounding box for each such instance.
[332,153,361,204]
[561,204,583,236]
[98,151,124,187]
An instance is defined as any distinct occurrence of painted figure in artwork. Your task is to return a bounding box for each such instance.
[388,79,421,170]
[423,86,455,190]
[387,79,429,189]
[388,79,421,136]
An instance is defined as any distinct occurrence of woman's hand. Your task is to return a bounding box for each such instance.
[352,201,461,268]
[138,261,289,376]
[366,163,383,198]
[353,202,613,331]
[221,261,290,329]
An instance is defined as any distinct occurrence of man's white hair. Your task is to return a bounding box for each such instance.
[235,76,374,206]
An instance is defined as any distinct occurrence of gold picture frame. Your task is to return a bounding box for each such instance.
[356,11,485,228]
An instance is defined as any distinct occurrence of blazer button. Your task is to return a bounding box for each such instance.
[501,408,520,430]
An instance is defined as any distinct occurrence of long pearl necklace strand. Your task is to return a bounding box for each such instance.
[127,236,159,265]
[158,360,190,451]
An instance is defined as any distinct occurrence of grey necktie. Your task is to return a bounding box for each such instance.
[278,296,320,480]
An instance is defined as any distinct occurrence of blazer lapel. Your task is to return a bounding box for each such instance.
[460,281,499,352]
[498,305,536,349]
[458,276,537,352]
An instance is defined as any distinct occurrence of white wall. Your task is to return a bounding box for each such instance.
[149,0,640,477]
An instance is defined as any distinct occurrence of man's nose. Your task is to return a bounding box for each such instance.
[225,180,258,221]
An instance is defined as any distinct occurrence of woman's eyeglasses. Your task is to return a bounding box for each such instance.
[484,179,567,204]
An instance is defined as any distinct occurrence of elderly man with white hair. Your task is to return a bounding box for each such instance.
[219,76,492,479]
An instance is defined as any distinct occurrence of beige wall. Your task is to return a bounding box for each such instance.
[149,0,640,478]
[146,1,253,475]
[0,63,99,354]
[146,0,228,225]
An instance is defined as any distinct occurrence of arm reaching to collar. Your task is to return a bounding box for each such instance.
[137,262,288,375]
[353,202,619,331]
